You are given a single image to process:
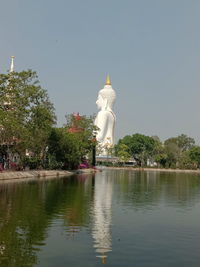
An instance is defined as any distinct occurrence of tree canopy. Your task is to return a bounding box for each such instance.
[47,114,97,169]
[117,133,157,166]
[115,133,199,169]
[0,70,56,159]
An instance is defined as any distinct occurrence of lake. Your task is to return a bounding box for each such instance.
[0,169,200,266]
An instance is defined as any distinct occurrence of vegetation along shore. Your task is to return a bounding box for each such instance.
[1,69,200,171]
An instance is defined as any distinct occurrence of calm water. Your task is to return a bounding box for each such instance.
[0,169,200,267]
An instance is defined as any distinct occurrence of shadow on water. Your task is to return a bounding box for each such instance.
[0,170,200,266]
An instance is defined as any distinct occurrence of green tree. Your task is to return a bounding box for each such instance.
[176,134,195,152]
[117,134,156,166]
[48,114,97,169]
[152,138,167,167]
[48,127,80,169]
[0,70,56,160]
[164,138,180,168]
[189,146,200,168]
[164,134,195,168]
[178,150,194,169]
[116,144,131,165]
[65,114,98,163]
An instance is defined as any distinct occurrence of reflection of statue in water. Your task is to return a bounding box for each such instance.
[94,75,116,155]
[92,171,113,264]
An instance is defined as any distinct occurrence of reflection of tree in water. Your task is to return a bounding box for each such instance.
[92,171,113,264]
[0,181,52,266]
[109,169,200,209]
[157,172,200,207]
[110,169,160,209]
[63,174,94,239]
[0,175,93,266]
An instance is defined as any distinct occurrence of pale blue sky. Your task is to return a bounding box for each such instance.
[1,0,200,143]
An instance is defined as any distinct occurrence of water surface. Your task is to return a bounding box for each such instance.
[0,169,200,266]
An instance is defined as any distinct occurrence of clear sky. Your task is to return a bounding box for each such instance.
[1,0,200,143]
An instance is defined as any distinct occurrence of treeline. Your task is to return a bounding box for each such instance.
[0,70,96,170]
[115,133,200,169]
[1,69,200,170]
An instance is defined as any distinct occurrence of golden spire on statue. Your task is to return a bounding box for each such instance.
[105,74,111,85]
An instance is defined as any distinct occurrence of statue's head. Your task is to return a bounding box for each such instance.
[96,84,116,110]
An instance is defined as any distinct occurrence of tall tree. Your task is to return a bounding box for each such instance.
[117,134,156,166]
[0,70,56,159]
[48,114,97,169]
[164,134,195,168]
[48,128,81,169]
[189,146,200,168]
[65,113,98,162]
[116,143,131,165]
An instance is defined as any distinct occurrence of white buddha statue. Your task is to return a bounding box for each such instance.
[94,75,116,155]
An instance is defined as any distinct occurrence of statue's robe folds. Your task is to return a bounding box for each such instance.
[95,109,116,147]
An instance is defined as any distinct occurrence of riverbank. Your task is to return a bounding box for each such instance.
[108,166,200,174]
[2,167,198,181]
[0,170,73,181]
[0,168,97,181]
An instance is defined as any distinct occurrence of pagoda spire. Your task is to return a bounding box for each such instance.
[105,74,111,85]
[10,56,15,73]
